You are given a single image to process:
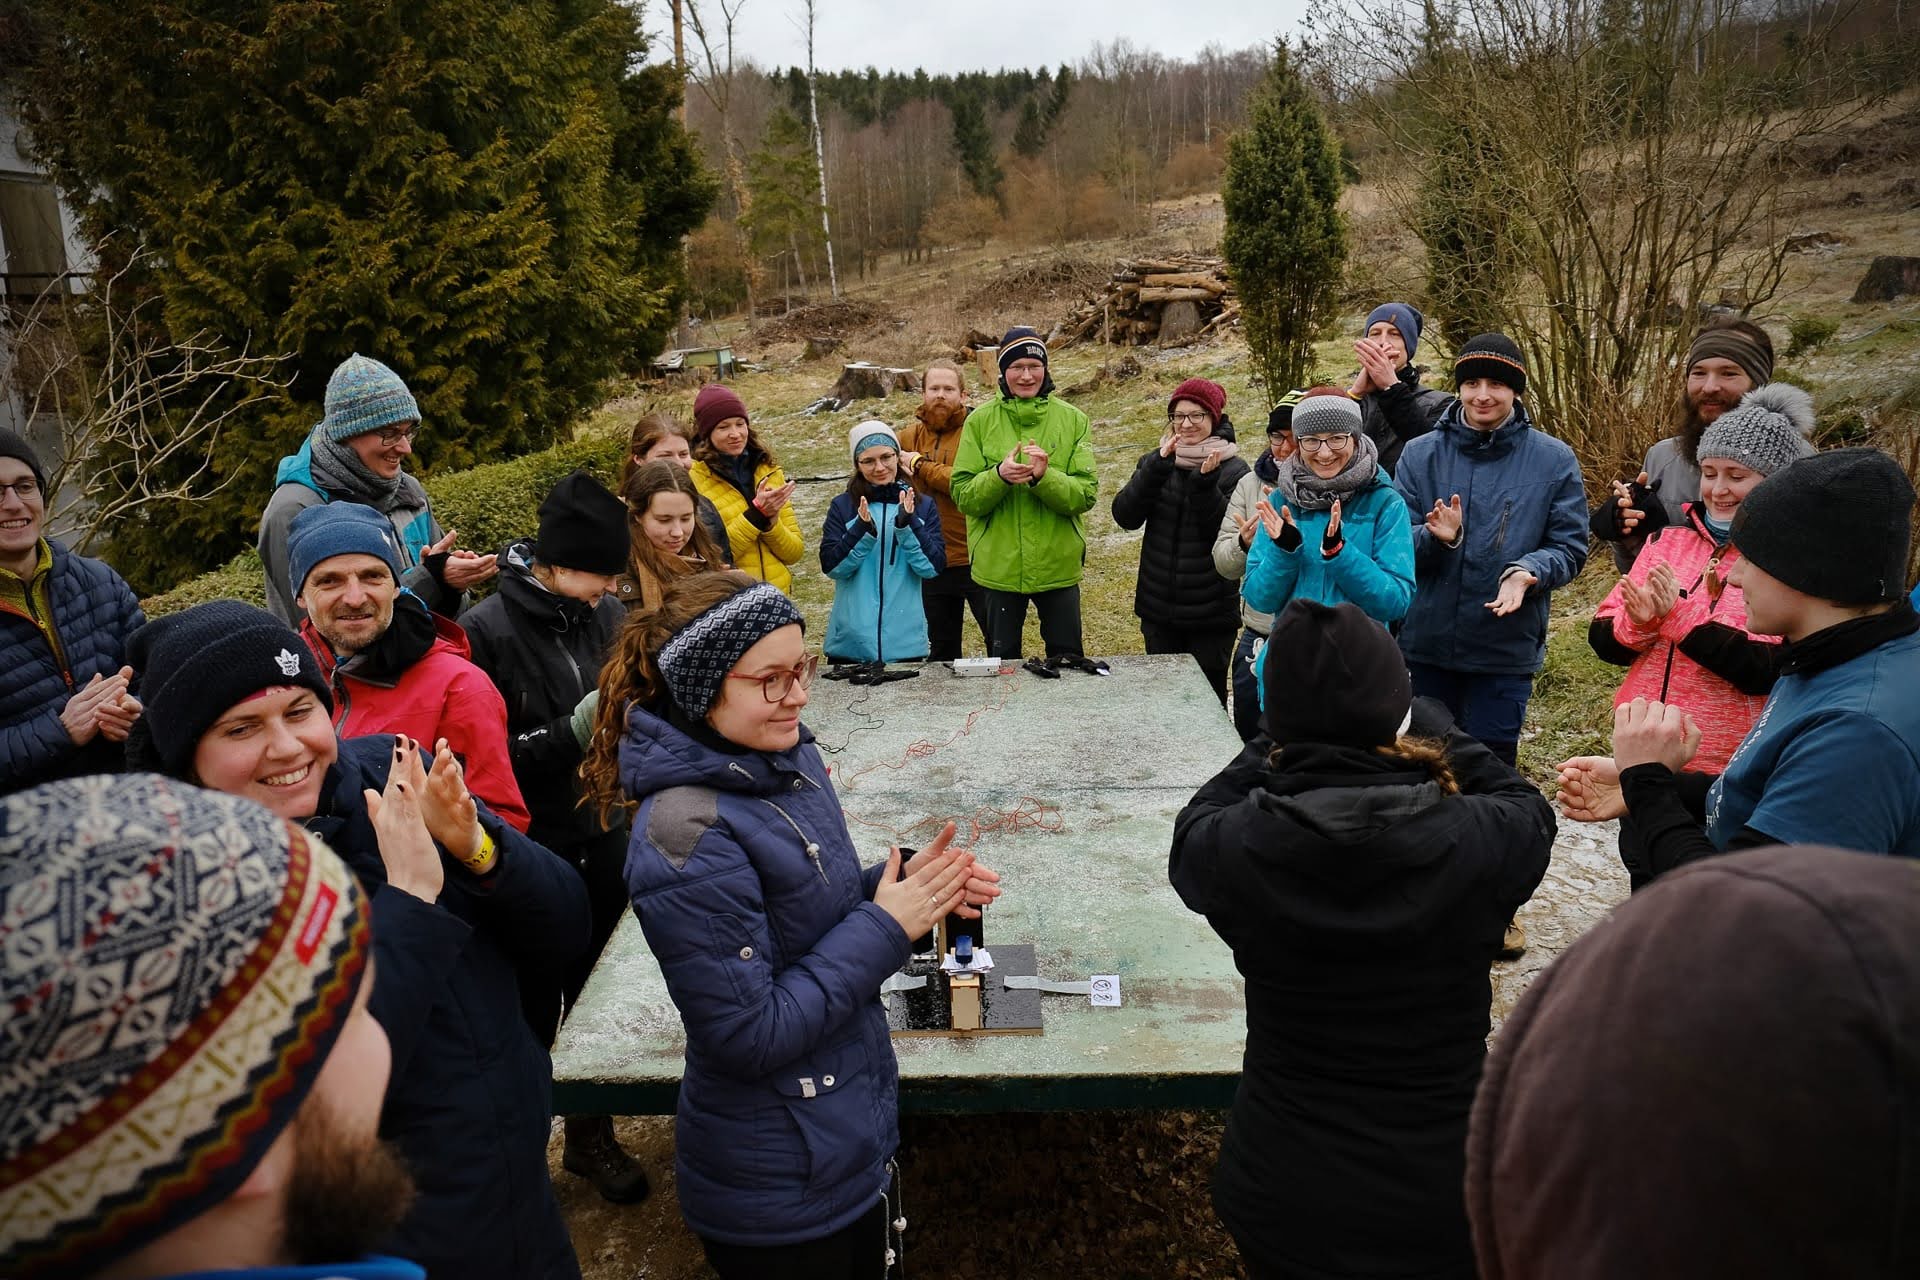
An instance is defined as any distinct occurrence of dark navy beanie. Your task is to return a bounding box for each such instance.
[1363,303,1424,361]
[287,502,404,599]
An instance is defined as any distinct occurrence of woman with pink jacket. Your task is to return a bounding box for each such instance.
[1588,383,1814,887]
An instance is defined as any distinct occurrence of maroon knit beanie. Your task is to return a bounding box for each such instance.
[1169,378,1227,426]
[692,383,750,438]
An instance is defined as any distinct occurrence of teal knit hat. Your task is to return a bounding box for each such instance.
[319,353,420,442]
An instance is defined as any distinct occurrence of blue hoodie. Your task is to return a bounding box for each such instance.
[619,704,906,1246]
[1393,401,1589,675]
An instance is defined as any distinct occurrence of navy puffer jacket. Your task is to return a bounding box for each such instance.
[310,736,590,1280]
[620,704,906,1247]
[0,539,144,793]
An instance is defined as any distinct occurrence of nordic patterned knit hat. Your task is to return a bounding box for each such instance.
[318,353,420,443]
[0,774,372,1279]
[1696,383,1817,478]
[656,580,806,718]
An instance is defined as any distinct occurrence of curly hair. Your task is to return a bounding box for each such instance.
[620,460,727,611]
[579,569,763,823]
[623,413,696,486]
[1266,734,1461,796]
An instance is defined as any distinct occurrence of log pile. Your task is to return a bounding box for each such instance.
[1051,255,1239,348]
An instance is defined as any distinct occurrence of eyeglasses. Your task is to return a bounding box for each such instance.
[1169,412,1210,426]
[1298,435,1352,454]
[725,654,819,703]
[0,479,39,500]
[374,424,419,446]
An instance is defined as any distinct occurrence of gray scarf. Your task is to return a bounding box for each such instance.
[309,428,404,509]
[1276,432,1380,512]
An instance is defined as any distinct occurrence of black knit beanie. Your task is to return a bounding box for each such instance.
[1455,333,1528,396]
[0,427,48,491]
[127,601,333,775]
[534,470,629,576]
[1731,447,1915,605]
[1261,600,1413,748]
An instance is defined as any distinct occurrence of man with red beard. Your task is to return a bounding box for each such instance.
[899,359,989,659]
[1592,318,1775,571]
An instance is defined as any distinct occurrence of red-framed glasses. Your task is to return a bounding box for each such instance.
[724,654,819,703]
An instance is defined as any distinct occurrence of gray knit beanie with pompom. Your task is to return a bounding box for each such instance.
[1697,383,1818,477]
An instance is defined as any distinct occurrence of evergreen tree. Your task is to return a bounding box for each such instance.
[1222,41,1349,407]
[950,93,1004,199]
[743,110,827,296]
[7,0,713,589]
[1012,100,1048,158]
[1046,64,1076,124]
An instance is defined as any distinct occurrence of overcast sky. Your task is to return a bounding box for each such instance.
[639,0,1312,75]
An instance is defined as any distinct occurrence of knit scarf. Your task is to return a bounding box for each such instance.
[1174,436,1239,471]
[309,429,403,509]
[1275,432,1380,512]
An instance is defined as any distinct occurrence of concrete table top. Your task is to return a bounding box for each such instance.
[551,655,1254,1114]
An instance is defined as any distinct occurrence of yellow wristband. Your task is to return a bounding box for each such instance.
[460,830,497,873]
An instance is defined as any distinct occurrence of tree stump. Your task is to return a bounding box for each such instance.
[831,362,921,400]
[1852,256,1920,303]
[1157,300,1204,345]
[803,335,842,361]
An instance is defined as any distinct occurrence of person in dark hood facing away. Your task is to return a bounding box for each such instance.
[1170,599,1554,1280]
[462,469,651,1205]
[1468,845,1920,1280]
[1113,377,1250,705]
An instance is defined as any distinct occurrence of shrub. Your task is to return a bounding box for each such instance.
[1787,314,1841,356]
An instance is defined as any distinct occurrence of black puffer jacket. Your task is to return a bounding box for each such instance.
[464,541,625,853]
[1169,699,1553,1280]
[1111,418,1249,632]
[1360,366,1451,475]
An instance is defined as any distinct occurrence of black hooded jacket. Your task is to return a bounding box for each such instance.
[1360,365,1451,475]
[1112,415,1249,632]
[463,541,625,853]
[1170,700,1553,1279]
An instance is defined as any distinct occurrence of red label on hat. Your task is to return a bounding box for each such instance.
[295,884,339,964]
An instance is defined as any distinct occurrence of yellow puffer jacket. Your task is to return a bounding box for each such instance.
[690,452,805,593]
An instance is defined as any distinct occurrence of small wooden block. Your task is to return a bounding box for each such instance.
[950,973,982,1031]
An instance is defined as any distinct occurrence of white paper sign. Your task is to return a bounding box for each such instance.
[1089,975,1121,1007]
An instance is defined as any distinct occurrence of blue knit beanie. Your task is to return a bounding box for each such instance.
[1362,303,1423,361]
[318,353,420,442]
[287,501,404,599]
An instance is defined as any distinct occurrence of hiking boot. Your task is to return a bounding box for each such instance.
[1499,918,1528,959]
[562,1114,651,1205]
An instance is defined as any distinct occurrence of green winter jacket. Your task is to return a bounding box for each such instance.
[950,393,1099,594]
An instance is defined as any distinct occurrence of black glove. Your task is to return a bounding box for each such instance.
[1321,523,1343,560]
[1271,516,1302,553]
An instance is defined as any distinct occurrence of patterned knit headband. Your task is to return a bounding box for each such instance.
[657,582,806,717]
[0,774,372,1278]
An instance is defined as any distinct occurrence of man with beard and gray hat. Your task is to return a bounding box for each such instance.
[1591,317,1776,571]
[0,773,418,1280]
[1557,446,1920,873]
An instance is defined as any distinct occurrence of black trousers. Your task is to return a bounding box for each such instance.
[520,828,630,1050]
[983,585,1084,660]
[922,563,989,661]
[1140,620,1236,707]
[702,1196,890,1280]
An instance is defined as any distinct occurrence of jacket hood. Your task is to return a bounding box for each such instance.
[616,701,819,798]
[1248,741,1451,881]
[494,539,601,633]
[1254,449,1282,484]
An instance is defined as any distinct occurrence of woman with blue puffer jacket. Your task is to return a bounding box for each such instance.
[821,421,945,665]
[1241,388,1415,713]
[580,571,1001,1278]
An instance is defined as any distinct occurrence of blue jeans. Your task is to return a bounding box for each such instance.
[1231,627,1266,742]
[1406,663,1534,766]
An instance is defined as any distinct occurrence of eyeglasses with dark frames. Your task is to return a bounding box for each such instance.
[0,479,40,501]
[724,654,820,703]
[374,423,420,446]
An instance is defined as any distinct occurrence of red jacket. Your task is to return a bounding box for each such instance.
[300,597,532,832]
[1592,507,1782,775]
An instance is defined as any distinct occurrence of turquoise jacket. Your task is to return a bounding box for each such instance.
[1242,471,1415,703]
[949,393,1098,594]
[819,485,944,662]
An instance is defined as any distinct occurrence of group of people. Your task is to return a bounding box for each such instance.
[2,297,1917,1280]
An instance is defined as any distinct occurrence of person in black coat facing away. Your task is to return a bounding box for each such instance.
[463,469,650,1204]
[1113,377,1250,705]
[124,600,590,1280]
[1170,599,1555,1280]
